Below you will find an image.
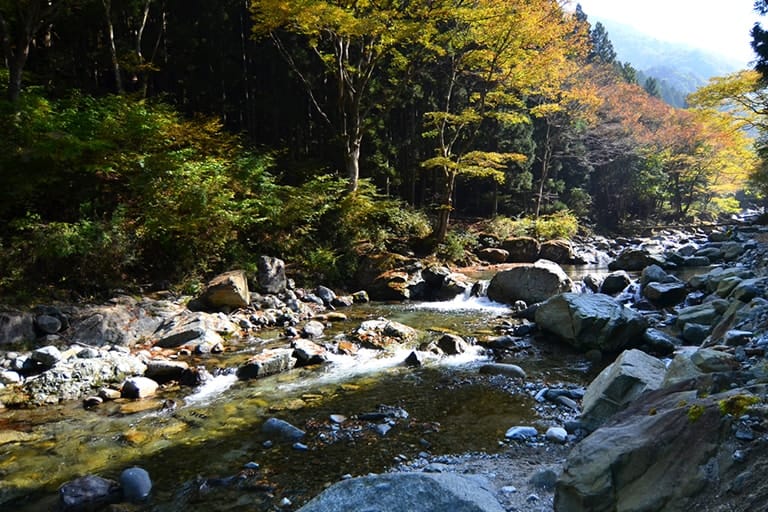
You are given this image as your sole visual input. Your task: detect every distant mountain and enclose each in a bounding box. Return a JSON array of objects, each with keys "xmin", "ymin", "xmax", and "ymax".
[{"xmin": 592, "ymin": 18, "xmax": 744, "ymax": 107}]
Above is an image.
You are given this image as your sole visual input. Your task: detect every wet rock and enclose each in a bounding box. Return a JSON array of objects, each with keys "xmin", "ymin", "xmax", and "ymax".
[
  {"xmin": 262, "ymin": 417, "xmax": 305, "ymax": 441},
  {"xmin": 642, "ymin": 281, "xmax": 688, "ymax": 308},
  {"xmin": 31, "ymin": 345, "xmax": 63, "ymax": 368},
  {"xmin": 608, "ymin": 248, "xmax": 664, "ymax": 271},
  {"xmin": 599, "ymin": 271, "xmax": 631, "ymax": 295},
  {"xmin": 258, "ymin": 255, "xmax": 287, "ymax": 294},
  {"xmin": 582, "ymin": 274, "xmax": 601, "ymax": 293},
  {"xmin": 682, "ymin": 322, "xmax": 711, "ymax": 344},
  {"xmin": 351, "ymin": 290, "xmax": 370, "ymax": 303},
  {"xmin": 237, "ymin": 348, "xmax": 296, "ymax": 380},
  {"xmin": 641, "ymin": 328, "xmax": 678, "ymax": 356},
  {"xmin": 478, "ymin": 363, "xmax": 526, "ymax": 379},
  {"xmin": 352, "ymin": 318, "xmax": 417, "ymax": 349},
  {"xmin": 59, "ymin": 474, "xmax": 121, "ymax": 511},
  {"xmin": 121, "ymin": 466, "xmax": 152, "ymax": 502},
  {"xmin": 404, "ymin": 351, "xmax": 424, "ymax": 367},
  {"xmin": 302, "ymin": 320, "xmax": 325, "ymax": 339},
  {"xmin": 154, "ymin": 312, "xmax": 233, "ymax": 353},
  {"xmin": 436, "ymin": 333, "xmax": 469, "ymax": 355},
  {"xmin": 539, "ymin": 239, "xmax": 574, "ymax": 264},
  {"xmin": 581, "ymin": 349, "xmax": 666, "ymax": 431},
  {"xmin": 332, "ymin": 295, "xmax": 354, "ymax": 308},
  {"xmin": 487, "ymin": 260, "xmax": 573, "ymax": 305},
  {"xmin": 292, "ymin": 338, "xmax": 327, "ymax": 366},
  {"xmin": 535, "ymin": 293, "xmax": 647, "ymax": 353},
  {"xmin": 639, "ymin": 264, "xmax": 677, "ymax": 287},
  {"xmin": 144, "ymin": 359, "xmax": 189, "ymax": 383},
  {"xmin": 298, "ymin": 472, "xmax": 505, "ymax": 512},
  {"xmin": 502, "ymin": 237, "xmax": 541, "ymax": 263},
  {"xmin": 505, "ymin": 426, "xmax": 538, "ymax": 440},
  {"xmin": 201, "ymin": 269, "xmax": 250, "ymax": 310},
  {"xmin": 121, "ymin": 376, "xmax": 159, "ymax": 399},
  {"xmin": 315, "ymin": 285, "xmax": 336, "ymax": 306}
]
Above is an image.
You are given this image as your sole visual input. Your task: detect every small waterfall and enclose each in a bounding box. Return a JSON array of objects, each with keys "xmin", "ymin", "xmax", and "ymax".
[
  {"xmin": 411, "ymin": 279, "xmax": 510, "ymax": 313},
  {"xmin": 183, "ymin": 371, "xmax": 239, "ymax": 406}
]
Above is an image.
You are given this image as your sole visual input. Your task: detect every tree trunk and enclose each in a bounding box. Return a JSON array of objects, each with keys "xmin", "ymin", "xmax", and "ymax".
[
  {"xmin": 7, "ymin": 56, "xmax": 25, "ymax": 103},
  {"xmin": 102, "ymin": 0, "xmax": 123, "ymax": 93},
  {"xmin": 345, "ymin": 140, "xmax": 360, "ymax": 193},
  {"xmin": 434, "ymin": 169, "xmax": 456, "ymax": 243},
  {"xmin": 535, "ymin": 122, "xmax": 553, "ymax": 218}
]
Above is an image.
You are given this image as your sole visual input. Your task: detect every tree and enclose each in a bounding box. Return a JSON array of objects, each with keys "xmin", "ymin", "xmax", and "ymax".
[
  {"xmin": 421, "ymin": 0, "xmax": 585, "ymax": 241},
  {"xmin": 250, "ymin": 0, "xmax": 431, "ymax": 193},
  {"xmin": 0, "ymin": 0, "xmax": 73, "ymax": 102}
]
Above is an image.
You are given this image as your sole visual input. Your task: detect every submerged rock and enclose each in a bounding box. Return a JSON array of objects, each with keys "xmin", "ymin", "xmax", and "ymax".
[
  {"xmin": 262, "ymin": 417, "xmax": 305, "ymax": 442},
  {"xmin": 121, "ymin": 466, "xmax": 152, "ymax": 502},
  {"xmin": 59, "ymin": 474, "xmax": 121, "ymax": 511}
]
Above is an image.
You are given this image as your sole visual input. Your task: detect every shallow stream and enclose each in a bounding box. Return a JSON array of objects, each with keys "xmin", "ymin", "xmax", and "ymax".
[{"xmin": 1, "ymin": 279, "xmax": 606, "ymax": 511}]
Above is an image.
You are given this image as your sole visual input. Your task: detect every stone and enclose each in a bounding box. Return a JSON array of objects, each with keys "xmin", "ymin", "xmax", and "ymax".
[
  {"xmin": 201, "ymin": 270, "xmax": 250, "ymax": 309},
  {"xmin": 258, "ymin": 255, "xmax": 287, "ymax": 294},
  {"xmin": 262, "ymin": 417, "xmax": 305, "ymax": 441},
  {"xmin": 682, "ymin": 323, "xmax": 711, "ymax": 344},
  {"xmin": 580, "ymin": 349, "xmax": 666, "ymax": 431},
  {"xmin": 555, "ymin": 387, "xmax": 753, "ymax": 512},
  {"xmin": 292, "ymin": 338, "xmax": 327, "ymax": 366},
  {"xmin": 675, "ymin": 302, "xmax": 727, "ymax": 329},
  {"xmin": 404, "ymin": 351, "xmax": 423, "ymax": 367},
  {"xmin": 608, "ymin": 248, "xmax": 663, "ymax": 271},
  {"xmin": 0, "ymin": 370, "xmax": 22, "ymax": 385},
  {"xmin": 501, "ymin": 236, "xmax": 541, "ymax": 263},
  {"xmin": 724, "ymin": 330, "xmax": 752, "ymax": 346},
  {"xmin": 120, "ymin": 466, "xmax": 152, "ymax": 502},
  {"xmin": 0, "ymin": 308, "xmax": 36, "ymax": 345},
  {"xmin": 352, "ymin": 318, "xmax": 417, "ymax": 349},
  {"xmin": 298, "ymin": 472, "xmax": 505, "ymax": 512},
  {"xmin": 351, "ymin": 290, "xmax": 370, "ymax": 303},
  {"xmin": 639, "ymin": 264, "xmax": 676, "ymax": 287},
  {"xmin": 545, "ymin": 427, "xmax": 568, "ymax": 444},
  {"xmin": 716, "ymin": 276, "xmax": 743, "ymax": 298},
  {"xmin": 535, "ymin": 293, "xmax": 647, "ymax": 353},
  {"xmin": 31, "ymin": 345, "xmax": 63, "ymax": 367},
  {"xmin": 478, "ymin": 363, "xmax": 527, "ymax": 379},
  {"xmin": 505, "ymin": 426, "xmax": 538, "ymax": 440},
  {"xmin": 539, "ymin": 239, "xmax": 574, "ymax": 264},
  {"xmin": 315, "ymin": 285, "xmax": 337, "ymax": 305},
  {"xmin": 642, "ymin": 281, "xmax": 688, "ymax": 308},
  {"xmin": 35, "ymin": 314, "xmax": 62, "ymax": 334},
  {"xmin": 121, "ymin": 376, "xmax": 159, "ymax": 399},
  {"xmin": 153, "ymin": 312, "xmax": 232, "ymax": 353},
  {"xmin": 477, "ymin": 247, "xmax": 509, "ymax": 263},
  {"xmin": 641, "ymin": 328, "xmax": 678, "ymax": 356},
  {"xmin": 599, "ymin": 271, "xmax": 631, "ymax": 295},
  {"xmin": 237, "ymin": 348, "xmax": 296, "ymax": 380},
  {"xmin": 302, "ymin": 320, "xmax": 326, "ymax": 339},
  {"xmin": 144, "ymin": 359, "xmax": 189, "ymax": 383},
  {"xmin": 436, "ymin": 333, "xmax": 469, "ymax": 355},
  {"xmin": 59, "ymin": 475, "xmax": 121, "ymax": 511},
  {"xmin": 487, "ymin": 260, "xmax": 573, "ymax": 305}
]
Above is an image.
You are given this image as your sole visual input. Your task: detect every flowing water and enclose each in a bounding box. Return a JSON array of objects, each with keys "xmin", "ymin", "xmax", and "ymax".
[{"xmin": 0, "ymin": 280, "xmax": 604, "ymax": 511}]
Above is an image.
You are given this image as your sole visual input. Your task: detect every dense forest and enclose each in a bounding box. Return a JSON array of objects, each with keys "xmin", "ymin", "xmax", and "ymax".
[{"xmin": 0, "ymin": 0, "xmax": 765, "ymax": 296}]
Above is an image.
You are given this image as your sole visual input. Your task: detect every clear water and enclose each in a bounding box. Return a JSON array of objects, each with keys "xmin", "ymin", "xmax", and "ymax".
[{"xmin": 0, "ymin": 291, "xmax": 593, "ymax": 511}]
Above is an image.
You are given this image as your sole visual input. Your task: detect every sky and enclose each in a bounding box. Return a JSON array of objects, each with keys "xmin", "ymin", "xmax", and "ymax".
[{"xmin": 573, "ymin": 0, "xmax": 763, "ymax": 68}]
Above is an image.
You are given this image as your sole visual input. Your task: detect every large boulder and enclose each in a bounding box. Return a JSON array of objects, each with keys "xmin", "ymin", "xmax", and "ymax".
[
  {"xmin": 0, "ymin": 308, "xmax": 36, "ymax": 345},
  {"xmin": 351, "ymin": 318, "xmax": 417, "ymax": 350},
  {"xmin": 237, "ymin": 348, "xmax": 296, "ymax": 380},
  {"xmin": 642, "ymin": 281, "xmax": 688, "ymax": 308},
  {"xmin": 257, "ymin": 255, "xmax": 287, "ymax": 294},
  {"xmin": 67, "ymin": 297, "xmax": 174, "ymax": 347},
  {"xmin": 608, "ymin": 248, "xmax": 664, "ymax": 271},
  {"xmin": 487, "ymin": 260, "xmax": 573, "ymax": 305},
  {"xmin": 153, "ymin": 312, "xmax": 235, "ymax": 353},
  {"xmin": 535, "ymin": 293, "xmax": 647, "ymax": 352},
  {"xmin": 501, "ymin": 237, "xmax": 541, "ymax": 263},
  {"xmin": 201, "ymin": 270, "xmax": 250, "ymax": 309},
  {"xmin": 539, "ymin": 239, "xmax": 574, "ymax": 264},
  {"xmin": 298, "ymin": 472, "xmax": 505, "ymax": 512},
  {"xmin": 580, "ymin": 349, "xmax": 667, "ymax": 431},
  {"xmin": 599, "ymin": 271, "xmax": 631, "ymax": 296},
  {"xmin": 662, "ymin": 347, "xmax": 740, "ymax": 387},
  {"xmin": 555, "ymin": 385, "xmax": 757, "ymax": 512}
]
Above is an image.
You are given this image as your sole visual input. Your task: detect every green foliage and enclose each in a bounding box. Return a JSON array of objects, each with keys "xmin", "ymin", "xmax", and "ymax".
[
  {"xmin": 437, "ymin": 230, "xmax": 478, "ymax": 264},
  {"xmin": 718, "ymin": 394, "xmax": 760, "ymax": 417},
  {"xmin": 480, "ymin": 211, "xmax": 578, "ymax": 241}
]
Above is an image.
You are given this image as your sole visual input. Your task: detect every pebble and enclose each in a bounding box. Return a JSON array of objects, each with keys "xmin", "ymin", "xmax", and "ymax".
[
  {"xmin": 545, "ymin": 427, "xmax": 568, "ymax": 444},
  {"xmin": 292, "ymin": 442, "xmax": 309, "ymax": 451},
  {"xmin": 505, "ymin": 426, "xmax": 538, "ymax": 440}
]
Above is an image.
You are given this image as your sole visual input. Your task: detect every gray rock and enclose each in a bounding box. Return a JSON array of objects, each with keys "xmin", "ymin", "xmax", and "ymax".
[
  {"xmin": 530, "ymin": 468, "xmax": 559, "ymax": 490},
  {"xmin": 535, "ymin": 293, "xmax": 647, "ymax": 353},
  {"xmin": 237, "ymin": 348, "xmax": 296, "ymax": 380},
  {"xmin": 201, "ymin": 270, "xmax": 250, "ymax": 309},
  {"xmin": 501, "ymin": 236, "xmax": 541, "ymax": 263},
  {"xmin": 608, "ymin": 248, "xmax": 663, "ymax": 271},
  {"xmin": 545, "ymin": 427, "xmax": 568, "ymax": 444},
  {"xmin": 0, "ymin": 370, "xmax": 22, "ymax": 385},
  {"xmin": 298, "ymin": 472, "xmax": 505, "ymax": 512},
  {"xmin": 120, "ymin": 466, "xmax": 152, "ymax": 502},
  {"xmin": 262, "ymin": 417, "xmax": 305, "ymax": 441},
  {"xmin": 555, "ymin": 387, "xmax": 751, "ymax": 512},
  {"xmin": 599, "ymin": 271, "xmax": 631, "ymax": 295},
  {"xmin": 35, "ymin": 314, "xmax": 62, "ymax": 334},
  {"xmin": 0, "ymin": 309, "xmax": 36, "ymax": 345},
  {"xmin": 478, "ymin": 363, "xmax": 527, "ymax": 379},
  {"xmin": 258, "ymin": 255, "xmax": 287, "ymax": 294},
  {"xmin": 641, "ymin": 328, "xmax": 678, "ymax": 356},
  {"xmin": 154, "ymin": 312, "xmax": 232, "ymax": 352},
  {"xmin": 302, "ymin": 320, "xmax": 325, "ymax": 339},
  {"xmin": 144, "ymin": 359, "xmax": 189, "ymax": 382},
  {"xmin": 724, "ymin": 330, "xmax": 752, "ymax": 346},
  {"xmin": 477, "ymin": 247, "xmax": 509, "ymax": 263},
  {"xmin": 642, "ymin": 281, "xmax": 688, "ymax": 308},
  {"xmin": 662, "ymin": 348, "xmax": 739, "ymax": 387},
  {"xmin": 539, "ymin": 239, "xmax": 574, "ymax": 264},
  {"xmin": 352, "ymin": 318, "xmax": 417, "ymax": 349},
  {"xmin": 716, "ymin": 276, "xmax": 743, "ymax": 298},
  {"xmin": 121, "ymin": 376, "xmax": 159, "ymax": 399},
  {"xmin": 315, "ymin": 285, "xmax": 337, "ymax": 305},
  {"xmin": 436, "ymin": 333, "xmax": 469, "ymax": 355},
  {"xmin": 292, "ymin": 338, "xmax": 327, "ymax": 366},
  {"xmin": 351, "ymin": 290, "xmax": 370, "ymax": 303},
  {"xmin": 505, "ymin": 426, "xmax": 538, "ymax": 440},
  {"xmin": 581, "ymin": 349, "xmax": 666, "ymax": 431},
  {"xmin": 682, "ymin": 322, "xmax": 711, "ymax": 344},
  {"xmin": 32, "ymin": 345, "xmax": 63, "ymax": 367},
  {"xmin": 487, "ymin": 260, "xmax": 573, "ymax": 305},
  {"xmin": 59, "ymin": 474, "xmax": 121, "ymax": 511}
]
